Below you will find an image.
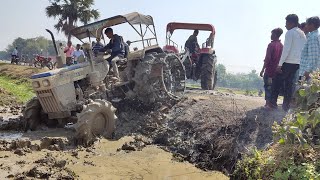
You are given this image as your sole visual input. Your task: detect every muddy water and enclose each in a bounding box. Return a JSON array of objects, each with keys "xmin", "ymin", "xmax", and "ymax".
[
  {"xmin": 0, "ymin": 135, "xmax": 228, "ymax": 179},
  {"xmin": 67, "ymin": 137, "xmax": 228, "ymax": 179}
]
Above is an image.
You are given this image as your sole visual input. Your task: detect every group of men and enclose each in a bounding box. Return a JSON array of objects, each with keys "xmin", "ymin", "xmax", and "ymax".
[
  {"xmin": 59, "ymin": 28, "xmax": 125, "ymax": 82},
  {"xmin": 260, "ymin": 14, "xmax": 320, "ymax": 111},
  {"xmin": 59, "ymin": 42, "xmax": 85, "ymax": 66}
]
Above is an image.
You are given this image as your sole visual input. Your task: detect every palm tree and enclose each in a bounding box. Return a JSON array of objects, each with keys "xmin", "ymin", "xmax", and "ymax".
[{"xmin": 45, "ymin": 0, "xmax": 100, "ymax": 41}]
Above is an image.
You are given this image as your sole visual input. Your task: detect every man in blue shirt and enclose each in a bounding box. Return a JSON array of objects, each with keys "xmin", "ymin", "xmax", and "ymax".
[
  {"xmin": 299, "ymin": 16, "xmax": 320, "ymax": 80},
  {"xmin": 100, "ymin": 28, "xmax": 125, "ymax": 81},
  {"xmin": 92, "ymin": 38, "xmax": 104, "ymax": 57}
]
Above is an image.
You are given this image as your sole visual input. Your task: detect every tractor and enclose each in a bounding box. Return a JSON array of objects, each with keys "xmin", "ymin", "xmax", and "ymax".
[
  {"xmin": 23, "ymin": 12, "xmax": 186, "ymax": 145},
  {"xmin": 163, "ymin": 22, "xmax": 217, "ymax": 90}
]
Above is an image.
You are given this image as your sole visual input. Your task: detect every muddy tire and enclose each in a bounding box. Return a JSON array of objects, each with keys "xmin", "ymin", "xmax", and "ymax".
[
  {"xmin": 23, "ymin": 97, "xmax": 42, "ymax": 131},
  {"xmin": 163, "ymin": 53, "xmax": 186, "ymax": 98},
  {"xmin": 200, "ymin": 55, "xmax": 216, "ymax": 90},
  {"xmin": 74, "ymin": 99, "xmax": 117, "ymax": 146},
  {"xmin": 213, "ymin": 70, "xmax": 218, "ymax": 90},
  {"xmin": 183, "ymin": 56, "xmax": 193, "ymax": 79},
  {"xmin": 132, "ymin": 53, "xmax": 185, "ymax": 104}
]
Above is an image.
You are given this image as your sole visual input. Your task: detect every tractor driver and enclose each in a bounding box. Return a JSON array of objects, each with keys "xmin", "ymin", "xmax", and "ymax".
[
  {"xmin": 185, "ymin": 30, "xmax": 200, "ymax": 53},
  {"xmin": 100, "ymin": 28, "xmax": 125, "ymax": 81}
]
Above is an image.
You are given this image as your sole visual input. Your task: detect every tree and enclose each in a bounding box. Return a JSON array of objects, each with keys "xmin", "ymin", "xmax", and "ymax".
[
  {"xmin": 0, "ymin": 51, "xmax": 9, "ymax": 60},
  {"xmin": 45, "ymin": 0, "xmax": 100, "ymax": 41},
  {"xmin": 3, "ymin": 37, "xmax": 65, "ymax": 60}
]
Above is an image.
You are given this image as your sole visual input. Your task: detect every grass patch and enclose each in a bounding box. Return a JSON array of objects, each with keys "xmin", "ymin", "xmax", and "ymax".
[{"xmin": 0, "ymin": 75, "xmax": 34, "ymax": 104}]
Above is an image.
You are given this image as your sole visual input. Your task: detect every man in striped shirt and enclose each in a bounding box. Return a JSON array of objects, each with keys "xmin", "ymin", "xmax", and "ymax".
[{"xmin": 299, "ymin": 16, "xmax": 320, "ymax": 80}]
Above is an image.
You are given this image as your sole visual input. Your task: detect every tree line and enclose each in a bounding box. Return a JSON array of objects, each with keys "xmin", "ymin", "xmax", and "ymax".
[
  {"xmin": 216, "ymin": 64, "xmax": 263, "ymax": 91},
  {"xmin": 0, "ymin": 37, "xmax": 63, "ymax": 60}
]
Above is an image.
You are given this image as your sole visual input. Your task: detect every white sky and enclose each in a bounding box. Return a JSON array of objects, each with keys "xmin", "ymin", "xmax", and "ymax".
[{"xmin": 0, "ymin": 0, "xmax": 319, "ymax": 73}]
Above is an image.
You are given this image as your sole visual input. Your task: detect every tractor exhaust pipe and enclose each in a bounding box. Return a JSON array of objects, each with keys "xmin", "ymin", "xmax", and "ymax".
[{"xmin": 46, "ymin": 29, "xmax": 63, "ymax": 68}]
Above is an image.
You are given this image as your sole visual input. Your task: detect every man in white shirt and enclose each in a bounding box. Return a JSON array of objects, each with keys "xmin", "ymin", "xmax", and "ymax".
[
  {"xmin": 11, "ymin": 47, "xmax": 18, "ymax": 58},
  {"xmin": 11, "ymin": 47, "xmax": 19, "ymax": 64},
  {"xmin": 271, "ymin": 14, "xmax": 307, "ymax": 111},
  {"xmin": 72, "ymin": 44, "xmax": 85, "ymax": 64},
  {"xmin": 58, "ymin": 43, "xmax": 66, "ymax": 66}
]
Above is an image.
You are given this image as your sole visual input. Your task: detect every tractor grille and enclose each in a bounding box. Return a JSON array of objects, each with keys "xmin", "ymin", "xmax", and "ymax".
[{"xmin": 36, "ymin": 90, "xmax": 61, "ymax": 113}]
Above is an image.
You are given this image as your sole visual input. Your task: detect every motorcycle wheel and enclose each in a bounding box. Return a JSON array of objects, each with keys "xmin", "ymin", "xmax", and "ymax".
[{"xmin": 47, "ymin": 62, "xmax": 53, "ymax": 70}]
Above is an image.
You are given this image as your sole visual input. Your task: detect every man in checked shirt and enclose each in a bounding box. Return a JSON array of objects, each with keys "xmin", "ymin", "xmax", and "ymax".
[{"xmin": 299, "ymin": 16, "xmax": 320, "ymax": 80}]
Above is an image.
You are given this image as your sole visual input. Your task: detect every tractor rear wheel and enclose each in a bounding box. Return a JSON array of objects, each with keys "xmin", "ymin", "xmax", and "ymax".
[
  {"xmin": 183, "ymin": 56, "xmax": 193, "ymax": 79},
  {"xmin": 163, "ymin": 53, "xmax": 186, "ymax": 98},
  {"xmin": 132, "ymin": 53, "xmax": 186, "ymax": 104},
  {"xmin": 200, "ymin": 54, "xmax": 217, "ymax": 90},
  {"xmin": 74, "ymin": 99, "xmax": 117, "ymax": 146}
]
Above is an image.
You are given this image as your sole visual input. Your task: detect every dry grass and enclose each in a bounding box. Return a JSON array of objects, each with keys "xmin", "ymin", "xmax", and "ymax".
[{"xmin": 0, "ymin": 63, "xmax": 45, "ymax": 79}]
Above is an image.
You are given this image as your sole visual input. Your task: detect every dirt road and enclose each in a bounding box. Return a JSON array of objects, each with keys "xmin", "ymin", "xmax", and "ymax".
[{"xmin": 0, "ymin": 89, "xmax": 286, "ymax": 179}]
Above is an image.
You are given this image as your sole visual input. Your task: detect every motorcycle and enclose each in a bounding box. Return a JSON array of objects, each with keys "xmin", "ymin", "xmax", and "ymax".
[
  {"xmin": 33, "ymin": 54, "xmax": 54, "ymax": 70},
  {"xmin": 11, "ymin": 55, "xmax": 20, "ymax": 65}
]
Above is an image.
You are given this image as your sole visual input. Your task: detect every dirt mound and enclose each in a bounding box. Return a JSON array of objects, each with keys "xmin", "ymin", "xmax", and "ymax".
[
  {"xmin": 0, "ymin": 63, "xmax": 45, "ymax": 79},
  {"xmin": 151, "ymin": 94, "xmax": 285, "ymax": 174},
  {"xmin": 112, "ymin": 91, "xmax": 285, "ymax": 175}
]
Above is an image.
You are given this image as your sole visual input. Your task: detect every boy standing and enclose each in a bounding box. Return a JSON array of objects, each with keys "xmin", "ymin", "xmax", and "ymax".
[{"xmin": 260, "ymin": 28, "xmax": 284, "ymax": 109}]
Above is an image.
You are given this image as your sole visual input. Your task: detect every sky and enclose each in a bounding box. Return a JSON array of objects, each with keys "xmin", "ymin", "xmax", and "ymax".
[{"xmin": 0, "ymin": 0, "xmax": 320, "ymax": 73}]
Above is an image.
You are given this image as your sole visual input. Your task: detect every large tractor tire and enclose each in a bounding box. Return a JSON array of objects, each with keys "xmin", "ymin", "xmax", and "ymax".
[
  {"xmin": 163, "ymin": 53, "xmax": 186, "ymax": 98},
  {"xmin": 183, "ymin": 56, "xmax": 193, "ymax": 79},
  {"xmin": 132, "ymin": 53, "xmax": 186, "ymax": 104},
  {"xmin": 74, "ymin": 99, "xmax": 117, "ymax": 146},
  {"xmin": 200, "ymin": 54, "xmax": 217, "ymax": 90},
  {"xmin": 23, "ymin": 97, "xmax": 55, "ymax": 131},
  {"xmin": 23, "ymin": 97, "xmax": 42, "ymax": 131}
]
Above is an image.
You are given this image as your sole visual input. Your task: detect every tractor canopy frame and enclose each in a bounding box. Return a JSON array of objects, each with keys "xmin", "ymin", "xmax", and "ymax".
[
  {"xmin": 70, "ymin": 12, "xmax": 159, "ymax": 49},
  {"xmin": 165, "ymin": 22, "xmax": 216, "ymax": 48}
]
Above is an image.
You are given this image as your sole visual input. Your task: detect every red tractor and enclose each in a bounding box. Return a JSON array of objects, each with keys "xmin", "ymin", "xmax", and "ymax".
[{"xmin": 164, "ymin": 22, "xmax": 217, "ymax": 90}]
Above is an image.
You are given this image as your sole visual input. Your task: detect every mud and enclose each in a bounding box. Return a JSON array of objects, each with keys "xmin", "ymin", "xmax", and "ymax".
[
  {"xmin": 0, "ymin": 88, "xmax": 20, "ymax": 107},
  {"xmin": 153, "ymin": 91, "xmax": 285, "ymax": 174},
  {"xmin": 0, "ymin": 89, "xmax": 286, "ymax": 178},
  {"xmin": 113, "ymin": 90, "xmax": 286, "ymax": 175}
]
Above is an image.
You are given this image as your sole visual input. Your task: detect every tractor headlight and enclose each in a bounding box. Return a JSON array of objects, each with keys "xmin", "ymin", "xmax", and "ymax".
[
  {"xmin": 32, "ymin": 81, "xmax": 40, "ymax": 88},
  {"xmin": 42, "ymin": 79, "xmax": 50, "ymax": 87}
]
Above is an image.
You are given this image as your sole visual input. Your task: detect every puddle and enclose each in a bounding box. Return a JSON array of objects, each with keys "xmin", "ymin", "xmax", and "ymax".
[{"xmin": 0, "ymin": 131, "xmax": 23, "ymax": 140}]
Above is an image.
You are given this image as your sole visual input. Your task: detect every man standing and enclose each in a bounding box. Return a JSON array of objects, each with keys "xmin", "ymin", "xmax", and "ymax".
[
  {"xmin": 72, "ymin": 44, "xmax": 86, "ymax": 63},
  {"xmin": 64, "ymin": 41, "xmax": 75, "ymax": 66},
  {"xmin": 92, "ymin": 38, "xmax": 104, "ymax": 57},
  {"xmin": 271, "ymin": 14, "xmax": 307, "ymax": 111},
  {"xmin": 58, "ymin": 43, "xmax": 66, "ymax": 66},
  {"xmin": 260, "ymin": 28, "xmax": 283, "ymax": 109},
  {"xmin": 100, "ymin": 28, "xmax": 125, "ymax": 81},
  {"xmin": 11, "ymin": 47, "xmax": 18, "ymax": 63},
  {"xmin": 299, "ymin": 16, "xmax": 320, "ymax": 80},
  {"xmin": 299, "ymin": 22, "xmax": 309, "ymax": 35},
  {"xmin": 185, "ymin": 30, "xmax": 200, "ymax": 53}
]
